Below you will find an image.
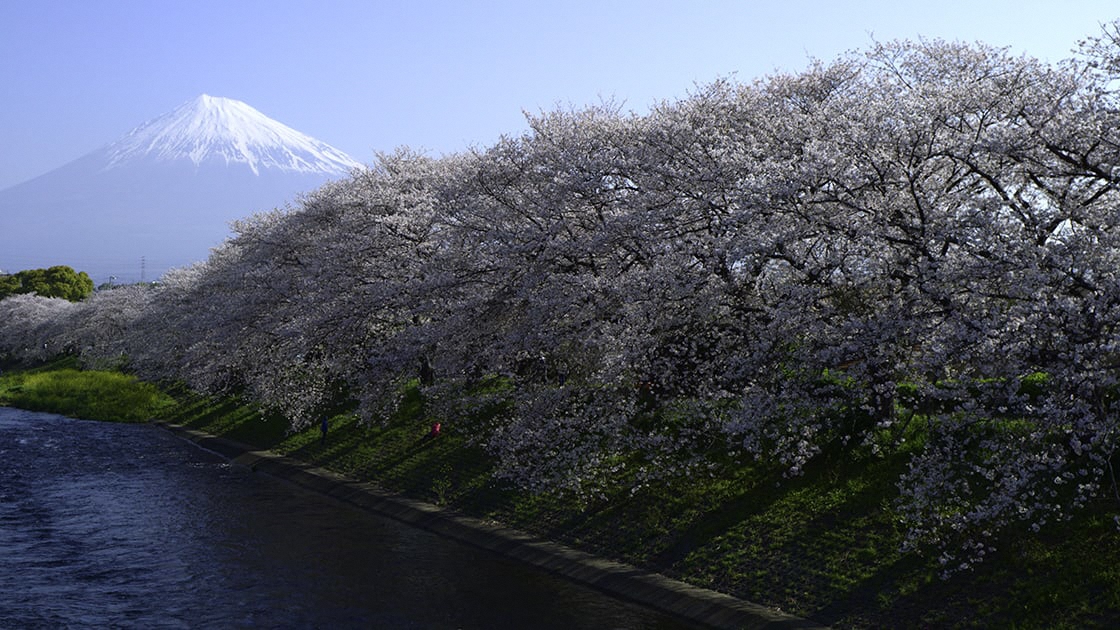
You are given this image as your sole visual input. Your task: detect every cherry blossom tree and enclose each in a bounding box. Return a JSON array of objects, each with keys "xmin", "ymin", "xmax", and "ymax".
[
  {"xmin": 7, "ymin": 23, "xmax": 1120, "ymax": 572},
  {"xmin": 0, "ymin": 293, "xmax": 79, "ymax": 362}
]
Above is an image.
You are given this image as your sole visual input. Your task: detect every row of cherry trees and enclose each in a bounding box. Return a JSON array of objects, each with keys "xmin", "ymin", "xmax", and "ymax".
[{"xmin": 5, "ymin": 27, "xmax": 1120, "ymax": 571}]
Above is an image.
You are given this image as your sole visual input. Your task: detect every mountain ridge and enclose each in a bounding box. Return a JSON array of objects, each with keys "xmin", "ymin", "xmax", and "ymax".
[
  {"xmin": 102, "ymin": 94, "xmax": 361, "ymax": 176},
  {"xmin": 0, "ymin": 94, "xmax": 362, "ymax": 282}
]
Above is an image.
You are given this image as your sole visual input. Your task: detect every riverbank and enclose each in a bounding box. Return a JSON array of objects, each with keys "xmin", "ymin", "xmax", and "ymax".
[
  {"xmin": 171, "ymin": 392, "xmax": 1120, "ymax": 629},
  {"xmin": 155, "ymin": 420, "xmax": 819, "ymax": 630},
  {"xmin": 0, "ymin": 359, "xmax": 173, "ymax": 422},
  {"xmin": 3, "ymin": 362, "xmax": 1119, "ymax": 628}
]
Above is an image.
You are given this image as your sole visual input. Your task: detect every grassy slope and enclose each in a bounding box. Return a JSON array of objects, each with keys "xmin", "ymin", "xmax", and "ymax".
[
  {"xmin": 0, "ymin": 358, "xmax": 175, "ymax": 422},
  {"xmin": 3, "ymin": 362, "xmax": 1118, "ymax": 628}
]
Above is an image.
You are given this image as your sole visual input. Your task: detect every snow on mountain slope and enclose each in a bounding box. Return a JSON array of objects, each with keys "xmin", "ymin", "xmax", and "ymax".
[
  {"xmin": 0, "ymin": 94, "xmax": 365, "ymax": 282},
  {"xmin": 105, "ymin": 94, "xmax": 362, "ymax": 176}
]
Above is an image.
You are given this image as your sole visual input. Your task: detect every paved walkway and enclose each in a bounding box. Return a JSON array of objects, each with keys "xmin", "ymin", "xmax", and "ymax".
[{"xmin": 155, "ymin": 421, "xmax": 829, "ymax": 630}]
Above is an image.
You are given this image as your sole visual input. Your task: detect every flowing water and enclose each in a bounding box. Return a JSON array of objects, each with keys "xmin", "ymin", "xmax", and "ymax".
[{"xmin": 0, "ymin": 407, "xmax": 697, "ymax": 629}]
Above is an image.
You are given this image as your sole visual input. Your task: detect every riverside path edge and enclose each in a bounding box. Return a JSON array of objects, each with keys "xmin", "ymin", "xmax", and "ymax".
[{"xmin": 153, "ymin": 420, "xmax": 828, "ymax": 630}]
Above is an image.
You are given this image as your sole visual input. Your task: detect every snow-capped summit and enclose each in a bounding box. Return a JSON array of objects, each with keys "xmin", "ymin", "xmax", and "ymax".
[
  {"xmin": 105, "ymin": 94, "xmax": 361, "ymax": 176},
  {"xmin": 0, "ymin": 94, "xmax": 365, "ymax": 282}
]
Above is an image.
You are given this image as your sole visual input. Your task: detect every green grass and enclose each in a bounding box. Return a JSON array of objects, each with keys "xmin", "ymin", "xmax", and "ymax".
[
  {"xmin": 164, "ymin": 381, "xmax": 502, "ymax": 508},
  {"xmin": 5, "ymin": 362, "xmax": 1120, "ymax": 628},
  {"xmin": 0, "ymin": 362, "xmax": 175, "ymax": 422}
]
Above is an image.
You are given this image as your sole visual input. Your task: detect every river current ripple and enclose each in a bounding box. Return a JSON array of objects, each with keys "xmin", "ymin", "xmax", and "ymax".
[{"xmin": 0, "ymin": 407, "xmax": 694, "ymax": 629}]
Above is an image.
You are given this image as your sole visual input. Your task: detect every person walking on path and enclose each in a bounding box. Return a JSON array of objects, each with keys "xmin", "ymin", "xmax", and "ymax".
[{"xmin": 320, "ymin": 416, "xmax": 329, "ymax": 445}]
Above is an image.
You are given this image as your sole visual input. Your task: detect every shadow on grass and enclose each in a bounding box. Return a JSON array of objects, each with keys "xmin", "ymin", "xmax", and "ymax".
[
  {"xmin": 151, "ymin": 381, "xmax": 1120, "ymax": 628},
  {"xmin": 599, "ymin": 448, "xmax": 921, "ymax": 625}
]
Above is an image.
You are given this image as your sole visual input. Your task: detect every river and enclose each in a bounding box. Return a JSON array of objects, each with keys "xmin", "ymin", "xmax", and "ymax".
[{"xmin": 0, "ymin": 407, "xmax": 698, "ymax": 629}]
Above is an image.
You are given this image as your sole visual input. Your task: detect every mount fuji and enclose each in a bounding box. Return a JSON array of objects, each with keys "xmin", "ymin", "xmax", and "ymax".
[{"xmin": 0, "ymin": 95, "xmax": 362, "ymax": 283}]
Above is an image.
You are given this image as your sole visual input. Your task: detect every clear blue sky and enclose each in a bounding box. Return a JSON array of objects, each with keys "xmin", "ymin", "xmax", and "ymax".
[{"xmin": 1, "ymin": 0, "xmax": 1117, "ymax": 190}]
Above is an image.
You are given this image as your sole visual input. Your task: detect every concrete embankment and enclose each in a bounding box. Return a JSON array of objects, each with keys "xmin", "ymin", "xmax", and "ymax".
[{"xmin": 154, "ymin": 421, "xmax": 828, "ymax": 630}]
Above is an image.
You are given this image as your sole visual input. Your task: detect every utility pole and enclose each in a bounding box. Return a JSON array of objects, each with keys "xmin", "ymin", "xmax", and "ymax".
[{"xmin": 140, "ymin": 256, "xmax": 146, "ymax": 283}]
